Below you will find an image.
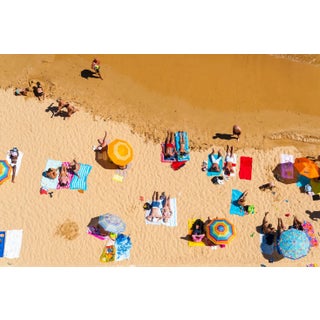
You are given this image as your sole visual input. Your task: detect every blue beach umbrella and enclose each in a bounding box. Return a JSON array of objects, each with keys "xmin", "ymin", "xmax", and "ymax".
[
  {"xmin": 278, "ymin": 228, "xmax": 310, "ymax": 260},
  {"xmin": 98, "ymin": 213, "xmax": 126, "ymax": 234}
]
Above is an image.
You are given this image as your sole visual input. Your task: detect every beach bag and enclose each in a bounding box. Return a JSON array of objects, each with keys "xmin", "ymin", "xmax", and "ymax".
[
  {"xmin": 143, "ymin": 202, "xmax": 151, "ymax": 210},
  {"xmin": 247, "ymin": 205, "xmax": 255, "ymax": 214},
  {"xmin": 211, "ymin": 176, "xmax": 224, "ymax": 185}
]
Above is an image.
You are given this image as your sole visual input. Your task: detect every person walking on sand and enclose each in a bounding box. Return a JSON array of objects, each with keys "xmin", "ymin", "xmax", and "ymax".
[
  {"xmin": 91, "ymin": 58, "xmax": 103, "ymax": 80},
  {"xmin": 232, "ymin": 125, "xmax": 241, "ymax": 141}
]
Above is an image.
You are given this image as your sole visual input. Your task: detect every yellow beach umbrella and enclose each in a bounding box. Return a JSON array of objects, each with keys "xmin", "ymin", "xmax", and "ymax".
[{"xmin": 107, "ymin": 139, "xmax": 133, "ymax": 166}]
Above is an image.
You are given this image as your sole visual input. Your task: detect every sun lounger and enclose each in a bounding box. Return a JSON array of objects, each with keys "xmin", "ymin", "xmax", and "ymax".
[{"xmin": 174, "ymin": 131, "xmax": 190, "ymax": 162}]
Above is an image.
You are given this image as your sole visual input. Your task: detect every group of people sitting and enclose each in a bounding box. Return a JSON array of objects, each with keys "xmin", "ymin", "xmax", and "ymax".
[
  {"xmin": 145, "ymin": 191, "xmax": 173, "ymax": 223},
  {"xmin": 46, "ymin": 160, "xmax": 80, "ymax": 187},
  {"xmin": 164, "ymin": 131, "xmax": 189, "ymax": 160},
  {"xmin": 262, "ymin": 212, "xmax": 304, "ymax": 245},
  {"xmin": 14, "ymin": 81, "xmax": 45, "ymax": 100},
  {"xmin": 54, "ymin": 98, "xmax": 79, "ymax": 118}
]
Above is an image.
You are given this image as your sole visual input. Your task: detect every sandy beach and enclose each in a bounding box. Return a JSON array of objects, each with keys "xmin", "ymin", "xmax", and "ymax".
[{"xmin": 1, "ymin": 54, "xmax": 320, "ymax": 267}]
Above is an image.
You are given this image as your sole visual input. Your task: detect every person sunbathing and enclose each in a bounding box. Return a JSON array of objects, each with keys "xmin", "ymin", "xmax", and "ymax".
[
  {"xmin": 161, "ymin": 195, "xmax": 173, "ymax": 223},
  {"xmin": 14, "ymin": 87, "xmax": 29, "ymax": 96},
  {"xmin": 58, "ymin": 164, "xmax": 70, "ymax": 187},
  {"xmin": 191, "ymin": 219, "xmax": 205, "ymax": 242},
  {"xmin": 164, "ymin": 131, "xmax": 176, "ymax": 159},
  {"xmin": 208, "ymin": 148, "xmax": 222, "ymax": 172},
  {"xmin": 277, "ymin": 218, "xmax": 286, "ymax": 239},
  {"xmin": 68, "ymin": 159, "xmax": 80, "ymax": 178},
  {"xmin": 178, "ymin": 131, "xmax": 189, "ymax": 156},
  {"xmin": 9, "ymin": 147, "xmax": 19, "ymax": 183},
  {"xmin": 46, "ymin": 168, "xmax": 58, "ymax": 179},
  {"xmin": 224, "ymin": 145, "xmax": 235, "ymax": 175},
  {"xmin": 237, "ymin": 190, "xmax": 248, "ymax": 207},
  {"xmin": 146, "ymin": 191, "xmax": 163, "ymax": 222}
]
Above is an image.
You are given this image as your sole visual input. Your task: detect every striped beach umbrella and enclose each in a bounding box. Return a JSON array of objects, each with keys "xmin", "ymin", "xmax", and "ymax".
[
  {"xmin": 205, "ymin": 218, "xmax": 236, "ymax": 245},
  {"xmin": 107, "ymin": 139, "xmax": 133, "ymax": 166},
  {"xmin": 278, "ymin": 228, "xmax": 310, "ymax": 260},
  {"xmin": 98, "ymin": 213, "xmax": 126, "ymax": 234},
  {"xmin": 0, "ymin": 160, "xmax": 12, "ymax": 185}
]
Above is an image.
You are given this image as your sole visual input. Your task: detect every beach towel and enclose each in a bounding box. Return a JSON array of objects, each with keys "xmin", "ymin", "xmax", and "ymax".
[
  {"xmin": 171, "ymin": 161, "xmax": 186, "ymax": 171},
  {"xmin": 6, "ymin": 150, "xmax": 24, "ymax": 177},
  {"xmin": 280, "ymin": 154, "xmax": 294, "ymax": 164},
  {"xmin": 41, "ymin": 159, "xmax": 62, "ymax": 190},
  {"xmin": 296, "ymin": 175, "xmax": 310, "ymax": 188},
  {"xmin": 229, "ymin": 189, "xmax": 245, "ymax": 216},
  {"xmin": 223, "ymin": 154, "xmax": 237, "ymax": 177},
  {"xmin": 188, "ymin": 219, "xmax": 205, "ymax": 247},
  {"xmin": 207, "ymin": 154, "xmax": 223, "ymax": 177},
  {"xmin": 174, "ymin": 131, "xmax": 190, "ymax": 162},
  {"xmin": 144, "ymin": 197, "xmax": 178, "ymax": 227},
  {"xmin": 3, "ymin": 230, "xmax": 23, "ymax": 259},
  {"xmin": 260, "ymin": 234, "xmax": 274, "ymax": 256},
  {"xmin": 115, "ymin": 234, "xmax": 132, "ymax": 261},
  {"xmin": 160, "ymin": 144, "xmax": 176, "ymax": 163},
  {"xmin": 0, "ymin": 231, "xmax": 5, "ymax": 258},
  {"xmin": 239, "ymin": 156, "xmax": 252, "ymax": 180},
  {"xmin": 56, "ymin": 162, "xmax": 74, "ymax": 190},
  {"xmin": 70, "ymin": 163, "xmax": 92, "ymax": 191}
]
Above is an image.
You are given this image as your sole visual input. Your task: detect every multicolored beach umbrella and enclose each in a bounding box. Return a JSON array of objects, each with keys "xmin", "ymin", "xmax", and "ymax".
[
  {"xmin": 294, "ymin": 157, "xmax": 320, "ymax": 179},
  {"xmin": 0, "ymin": 160, "xmax": 12, "ymax": 185},
  {"xmin": 107, "ymin": 139, "xmax": 133, "ymax": 167},
  {"xmin": 205, "ymin": 218, "xmax": 236, "ymax": 245},
  {"xmin": 272, "ymin": 163, "xmax": 298, "ymax": 184},
  {"xmin": 278, "ymin": 228, "xmax": 311, "ymax": 260},
  {"xmin": 98, "ymin": 213, "xmax": 126, "ymax": 234}
]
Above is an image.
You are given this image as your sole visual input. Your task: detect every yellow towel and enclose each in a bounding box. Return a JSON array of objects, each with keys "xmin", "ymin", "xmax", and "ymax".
[{"xmin": 188, "ymin": 219, "xmax": 205, "ymax": 247}]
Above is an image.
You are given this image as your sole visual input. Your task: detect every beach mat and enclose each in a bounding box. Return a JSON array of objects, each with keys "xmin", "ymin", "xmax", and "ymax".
[
  {"xmin": 145, "ymin": 197, "xmax": 178, "ymax": 227},
  {"xmin": 41, "ymin": 159, "xmax": 62, "ymax": 190},
  {"xmin": 174, "ymin": 131, "xmax": 190, "ymax": 162},
  {"xmin": 0, "ymin": 231, "xmax": 5, "ymax": 258},
  {"xmin": 239, "ymin": 156, "xmax": 252, "ymax": 180},
  {"xmin": 6, "ymin": 150, "xmax": 24, "ymax": 177},
  {"xmin": 207, "ymin": 154, "xmax": 223, "ymax": 177},
  {"xmin": 229, "ymin": 189, "xmax": 245, "ymax": 216},
  {"xmin": 160, "ymin": 144, "xmax": 176, "ymax": 163},
  {"xmin": 260, "ymin": 234, "xmax": 274, "ymax": 256},
  {"xmin": 188, "ymin": 219, "xmax": 205, "ymax": 247},
  {"xmin": 70, "ymin": 163, "xmax": 92, "ymax": 191},
  {"xmin": 3, "ymin": 230, "xmax": 23, "ymax": 259}
]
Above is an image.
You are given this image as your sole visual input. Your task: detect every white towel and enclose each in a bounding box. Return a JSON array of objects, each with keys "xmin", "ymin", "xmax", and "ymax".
[
  {"xmin": 6, "ymin": 150, "xmax": 24, "ymax": 177},
  {"xmin": 280, "ymin": 154, "xmax": 294, "ymax": 164},
  {"xmin": 4, "ymin": 230, "xmax": 23, "ymax": 259}
]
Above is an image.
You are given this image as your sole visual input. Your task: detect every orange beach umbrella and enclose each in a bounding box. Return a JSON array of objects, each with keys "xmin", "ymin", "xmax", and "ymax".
[
  {"xmin": 107, "ymin": 139, "xmax": 133, "ymax": 166},
  {"xmin": 294, "ymin": 157, "xmax": 320, "ymax": 179}
]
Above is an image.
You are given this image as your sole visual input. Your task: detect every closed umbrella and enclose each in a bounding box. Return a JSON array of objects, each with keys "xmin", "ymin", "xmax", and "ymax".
[
  {"xmin": 0, "ymin": 160, "xmax": 12, "ymax": 185},
  {"xmin": 107, "ymin": 139, "xmax": 133, "ymax": 167},
  {"xmin": 205, "ymin": 218, "xmax": 236, "ymax": 245}
]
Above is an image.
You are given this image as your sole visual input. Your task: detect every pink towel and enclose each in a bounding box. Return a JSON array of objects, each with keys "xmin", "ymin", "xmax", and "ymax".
[
  {"xmin": 56, "ymin": 162, "xmax": 74, "ymax": 189},
  {"xmin": 239, "ymin": 156, "xmax": 252, "ymax": 180}
]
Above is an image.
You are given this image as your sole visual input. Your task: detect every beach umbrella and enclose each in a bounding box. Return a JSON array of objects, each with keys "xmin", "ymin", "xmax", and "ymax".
[
  {"xmin": 205, "ymin": 218, "xmax": 236, "ymax": 245},
  {"xmin": 98, "ymin": 213, "xmax": 126, "ymax": 234},
  {"xmin": 0, "ymin": 160, "xmax": 12, "ymax": 185},
  {"xmin": 294, "ymin": 157, "xmax": 319, "ymax": 179},
  {"xmin": 107, "ymin": 139, "xmax": 133, "ymax": 166},
  {"xmin": 278, "ymin": 228, "xmax": 310, "ymax": 260},
  {"xmin": 272, "ymin": 162, "xmax": 298, "ymax": 184}
]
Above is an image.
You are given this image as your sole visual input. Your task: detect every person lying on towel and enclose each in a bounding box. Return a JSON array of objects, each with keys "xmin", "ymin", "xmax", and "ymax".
[
  {"xmin": 161, "ymin": 195, "xmax": 173, "ymax": 223},
  {"xmin": 177, "ymin": 131, "xmax": 189, "ymax": 157},
  {"xmin": 208, "ymin": 148, "xmax": 222, "ymax": 172},
  {"xmin": 164, "ymin": 131, "xmax": 177, "ymax": 160},
  {"xmin": 191, "ymin": 219, "xmax": 205, "ymax": 242},
  {"xmin": 146, "ymin": 191, "xmax": 163, "ymax": 222},
  {"xmin": 224, "ymin": 145, "xmax": 235, "ymax": 176}
]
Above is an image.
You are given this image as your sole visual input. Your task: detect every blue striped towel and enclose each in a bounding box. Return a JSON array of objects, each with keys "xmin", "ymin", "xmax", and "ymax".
[
  {"xmin": 175, "ymin": 131, "xmax": 190, "ymax": 162},
  {"xmin": 207, "ymin": 154, "xmax": 223, "ymax": 177},
  {"xmin": 70, "ymin": 163, "xmax": 92, "ymax": 191},
  {"xmin": 0, "ymin": 231, "xmax": 5, "ymax": 258},
  {"xmin": 229, "ymin": 189, "xmax": 245, "ymax": 216},
  {"xmin": 41, "ymin": 159, "xmax": 62, "ymax": 190}
]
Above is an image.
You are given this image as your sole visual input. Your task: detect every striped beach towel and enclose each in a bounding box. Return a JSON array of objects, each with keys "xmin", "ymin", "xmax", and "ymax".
[{"xmin": 70, "ymin": 163, "xmax": 92, "ymax": 191}]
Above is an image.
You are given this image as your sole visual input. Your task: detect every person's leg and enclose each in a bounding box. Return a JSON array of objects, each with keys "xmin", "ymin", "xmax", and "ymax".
[
  {"xmin": 230, "ymin": 146, "xmax": 234, "ymax": 157},
  {"xmin": 98, "ymin": 131, "xmax": 108, "ymax": 145},
  {"xmin": 169, "ymin": 132, "xmax": 174, "ymax": 144},
  {"xmin": 165, "ymin": 131, "xmax": 169, "ymax": 145},
  {"xmin": 11, "ymin": 165, "xmax": 16, "ymax": 183},
  {"xmin": 155, "ymin": 191, "xmax": 159, "ymax": 201},
  {"xmin": 152, "ymin": 191, "xmax": 156, "ymax": 201},
  {"xmin": 226, "ymin": 145, "xmax": 229, "ymax": 156}
]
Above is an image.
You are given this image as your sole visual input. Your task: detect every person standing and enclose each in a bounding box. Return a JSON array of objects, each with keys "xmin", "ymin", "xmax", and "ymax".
[
  {"xmin": 232, "ymin": 125, "xmax": 241, "ymax": 141},
  {"xmin": 91, "ymin": 58, "xmax": 103, "ymax": 80}
]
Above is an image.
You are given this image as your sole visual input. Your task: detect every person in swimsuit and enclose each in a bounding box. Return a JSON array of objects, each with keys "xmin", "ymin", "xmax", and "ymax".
[
  {"xmin": 146, "ymin": 191, "xmax": 163, "ymax": 222},
  {"xmin": 190, "ymin": 219, "xmax": 205, "ymax": 242},
  {"xmin": 36, "ymin": 82, "xmax": 45, "ymax": 100},
  {"xmin": 232, "ymin": 125, "xmax": 241, "ymax": 141},
  {"xmin": 237, "ymin": 190, "xmax": 248, "ymax": 207},
  {"xmin": 290, "ymin": 216, "xmax": 303, "ymax": 231},
  {"xmin": 178, "ymin": 131, "xmax": 189, "ymax": 156},
  {"xmin": 93, "ymin": 131, "xmax": 108, "ymax": 151},
  {"xmin": 9, "ymin": 147, "xmax": 19, "ymax": 183},
  {"xmin": 58, "ymin": 164, "xmax": 70, "ymax": 187},
  {"xmin": 46, "ymin": 168, "xmax": 58, "ymax": 179},
  {"xmin": 68, "ymin": 159, "xmax": 80, "ymax": 178},
  {"xmin": 164, "ymin": 131, "xmax": 176, "ymax": 159},
  {"xmin": 262, "ymin": 212, "xmax": 276, "ymax": 245},
  {"xmin": 55, "ymin": 98, "xmax": 79, "ymax": 118},
  {"xmin": 208, "ymin": 148, "xmax": 223, "ymax": 172},
  {"xmin": 224, "ymin": 145, "xmax": 235, "ymax": 176},
  {"xmin": 161, "ymin": 195, "xmax": 173, "ymax": 223},
  {"xmin": 14, "ymin": 87, "xmax": 29, "ymax": 96},
  {"xmin": 91, "ymin": 58, "xmax": 103, "ymax": 80}
]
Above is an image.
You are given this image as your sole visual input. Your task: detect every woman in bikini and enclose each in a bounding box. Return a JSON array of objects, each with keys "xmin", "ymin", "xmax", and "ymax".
[
  {"xmin": 146, "ymin": 191, "xmax": 163, "ymax": 222},
  {"xmin": 58, "ymin": 164, "xmax": 70, "ymax": 187},
  {"xmin": 68, "ymin": 159, "xmax": 80, "ymax": 178},
  {"xmin": 46, "ymin": 168, "xmax": 58, "ymax": 179},
  {"xmin": 224, "ymin": 145, "xmax": 235, "ymax": 175},
  {"xmin": 178, "ymin": 131, "xmax": 189, "ymax": 156},
  {"xmin": 9, "ymin": 147, "xmax": 19, "ymax": 183},
  {"xmin": 164, "ymin": 131, "xmax": 176, "ymax": 159},
  {"xmin": 161, "ymin": 195, "xmax": 173, "ymax": 223}
]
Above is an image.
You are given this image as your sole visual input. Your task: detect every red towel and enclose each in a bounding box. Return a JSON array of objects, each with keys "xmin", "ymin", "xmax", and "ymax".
[
  {"xmin": 239, "ymin": 156, "xmax": 252, "ymax": 180},
  {"xmin": 171, "ymin": 161, "xmax": 186, "ymax": 171}
]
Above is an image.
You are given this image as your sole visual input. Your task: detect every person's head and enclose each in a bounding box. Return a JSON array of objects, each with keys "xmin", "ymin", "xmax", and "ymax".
[
  {"xmin": 163, "ymin": 217, "xmax": 169, "ymax": 223},
  {"xmin": 36, "ymin": 81, "xmax": 41, "ymax": 87}
]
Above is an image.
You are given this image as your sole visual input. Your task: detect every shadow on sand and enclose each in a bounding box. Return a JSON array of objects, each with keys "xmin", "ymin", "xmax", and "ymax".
[
  {"xmin": 212, "ymin": 133, "xmax": 237, "ymax": 141},
  {"xmin": 95, "ymin": 147, "xmax": 118, "ymax": 170},
  {"xmin": 45, "ymin": 103, "xmax": 68, "ymax": 119},
  {"xmin": 81, "ymin": 69, "xmax": 100, "ymax": 79}
]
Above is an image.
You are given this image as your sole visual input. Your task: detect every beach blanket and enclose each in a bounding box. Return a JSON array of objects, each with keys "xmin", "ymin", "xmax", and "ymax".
[
  {"xmin": 188, "ymin": 219, "xmax": 205, "ymax": 247},
  {"xmin": 115, "ymin": 234, "xmax": 132, "ymax": 261},
  {"xmin": 171, "ymin": 161, "xmax": 186, "ymax": 171},
  {"xmin": 0, "ymin": 231, "xmax": 5, "ymax": 258},
  {"xmin": 144, "ymin": 197, "xmax": 178, "ymax": 227},
  {"xmin": 207, "ymin": 154, "xmax": 223, "ymax": 177},
  {"xmin": 160, "ymin": 144, "xmax": 176, "ymax": 163},
  {"xmin": 41, "ymin": 159, "xmax": 62, "ymax": 190},
  {"xmin": 239, "ymin": 156, "xmax": 252, "ymax": 180},
  {"xmin": 6, "ymin": 150, "xmax": 24, "ymax": 177},
  {"xmin": 280, "ymin": 153, "xmax": 295, "ymax": 180},
  {"xmin": 229, "ymin": 189, "xmax": 245, "ymax": 216},
  {"xmin": 174, "ymin": 131, "xmax": 190, "ymax": 162},
  {"xmin": 70, "ymin": 163, "xmax": 92, "ymax": 191},
  {"xmin": 2, "ymin": 230, "xmax": 23, "ymax": 259},
  {"xmin": 296, "ymin": 175, "xmax": 310, "ymax": 188},
  {"xmin": 56, "ymin": 162, "xmax": 74, "ymax": 190},
  {"xmin": 260, "ymin": 234, "xmax": 274, "ymax": 256}
]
